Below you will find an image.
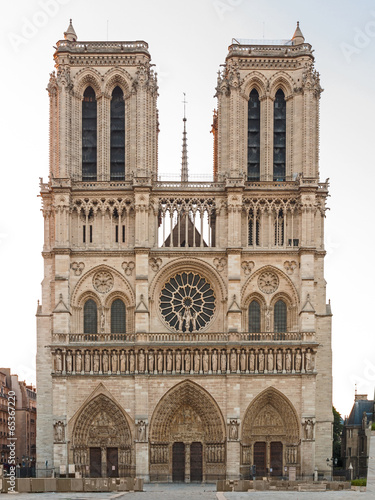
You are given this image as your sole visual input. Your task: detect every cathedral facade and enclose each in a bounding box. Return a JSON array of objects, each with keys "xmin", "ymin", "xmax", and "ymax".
[{"xmin": 36, "ymin": 21, "xmax": 332, "ymax": 481}]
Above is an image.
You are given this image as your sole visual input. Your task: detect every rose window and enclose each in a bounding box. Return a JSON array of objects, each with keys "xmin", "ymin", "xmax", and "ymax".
[
  {"xmin": 258, "ymin": 271, "xmax": 279, "ymax": 294},
  {"xmin": 159, "ymin": 272, "xmax": 216, "ymax": 332}
]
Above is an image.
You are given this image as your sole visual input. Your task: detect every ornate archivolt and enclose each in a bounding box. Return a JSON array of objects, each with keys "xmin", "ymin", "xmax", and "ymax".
[
  {"xmin": 69, "ymin": 392, "xmax": 133, "ymax": 477},
  {"xmin": 242, "ymin": 387, "xmax": 300, "ymax": 466},
  {"xmin": 149, "ymin": 380, "xmax": 226, "ymax": 477},
  {"xmin": 71, "ymin": 197, "xmax": 134, "ymax": 217}
]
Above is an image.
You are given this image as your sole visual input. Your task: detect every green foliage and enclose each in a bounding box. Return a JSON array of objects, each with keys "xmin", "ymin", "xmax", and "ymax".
[
  {"xmin": 333, "ymin": 406, "xmax": 343, "ymax": 466},
  {"xmin": 372, "ymin": 422, "xmax": 375, "ymax": 430},
  {"xmin": 351, "ymin": 479, "xmax": 366, "ymax": 486}
]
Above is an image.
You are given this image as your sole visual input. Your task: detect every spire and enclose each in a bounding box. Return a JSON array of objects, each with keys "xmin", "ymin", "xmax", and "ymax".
[
  {"xmin": 292, "ymin": 21, "xmax": 304, "ymax": 45},
  {"xmin": 64, "ymin": 19, "xmax": 77, "ymax": 42},
  {"xmin": 181, "ymin": 93, "xmax": 189, "ymax": 183}
]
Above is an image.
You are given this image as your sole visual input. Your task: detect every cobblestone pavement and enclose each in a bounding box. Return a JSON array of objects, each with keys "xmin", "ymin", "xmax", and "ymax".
[{"xmin": 1, "ymin": 483, "xmax": 369, "ymax": 499}]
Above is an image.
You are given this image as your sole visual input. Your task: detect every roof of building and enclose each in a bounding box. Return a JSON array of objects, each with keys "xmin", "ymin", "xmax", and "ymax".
[{"xmin": 346, "ymin": 399, "xmax": 374, "ymax": 426}]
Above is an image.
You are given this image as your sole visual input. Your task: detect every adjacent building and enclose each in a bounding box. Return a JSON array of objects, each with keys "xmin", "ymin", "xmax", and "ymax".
[
  {"xmin": 36, "ymin": 21, "xmax": 332, "ymax": 481},
  {"xmin": 342, "ymin": 394, "xmax": 374, "ymax": 479}
]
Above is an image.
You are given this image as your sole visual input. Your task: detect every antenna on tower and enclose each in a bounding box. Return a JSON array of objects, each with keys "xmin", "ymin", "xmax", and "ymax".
[
  {"xmin": 181, "ymin": 93, "xmax": 189, "ymax": 183},
  {"xmin": 107, "ymin": 20, "xmax": 109, "ymax": 41}
]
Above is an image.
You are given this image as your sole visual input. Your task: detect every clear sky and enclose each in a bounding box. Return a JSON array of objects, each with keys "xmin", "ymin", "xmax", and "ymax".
[{"xmin": 1, "ymin": 0, "xmax": 374, "ymax": 418}]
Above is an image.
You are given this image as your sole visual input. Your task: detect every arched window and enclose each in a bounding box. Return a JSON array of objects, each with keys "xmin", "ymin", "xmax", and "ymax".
[
  {"xmin": 82, "ymin": 87, "xmax": 97, "ymax": 181},
  {"xmin": 273, "ymin": 89, "xmax": 286, "ymax": 181},
  {"xmin": 110, "ymin": 86, "xmax": 125, "ymax": 180},
  {"xmin": 84, "ymin": 299, "xmax": 97, "ymax": 334},
  {"xmin": 274, "ymin": 299, "xmax": 287, "ymax": 332},
  {"xmin": 111, "ymin": 299, "xmax": 126, "ymax": 334},
  {"xmin": 249, "ymin": 300, "xmax": 261, "ymax": 333},
  {"xmin": 247, "ymin": 89, "xmax": 260, "ymax": 181},
  {"xmin": 248, "ymin": 210, "xmax": 260, "ymax": 246}
]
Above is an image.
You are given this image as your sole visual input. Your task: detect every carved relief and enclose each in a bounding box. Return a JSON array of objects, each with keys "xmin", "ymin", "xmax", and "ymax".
[
  {"xmin": 93, "ymin": 271, "xmax": 114, "ymax": 293},
  {"xmin": 136, "ymin": 420, "xmax": 147, "ymax": 442},
  {"xmin": 241, "ymin": 261, "xmax": 255, "ymax": 276},
  {"xmin": 213, "ymin": 257, "xmax": 227, "ymax": 272},
  {"xmin": 258, "ymin": 271, "xmax": 279, "ymax": 294},
  {"xmin": 71, "ymin": 262, "xmax": 85, "ymax": 276},
  {"xmin": 149, "ymin": 257, "xmax": 162, "ymax": 272},
  {"xmin": 122, "ymin": 261, "xmax": 135, "ymax": 276},
  {"xmin": 228, "ymin": 419, "xmax": 239, "ymax": 441},
  {"xmin": 284, "ymin": 260, "xmax": 297, "ymax": 275},
  {"xmin": 303, "ymin": 418, "xmax": 315, "ymax": 440}
]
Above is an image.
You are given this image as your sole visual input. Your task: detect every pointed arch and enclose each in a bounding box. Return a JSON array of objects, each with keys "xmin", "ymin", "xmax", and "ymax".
[
  {"xmin": 103, "ymin": 68, "xmax": 133, "ymax": 96},
  {"xmin": 242, "ymin": 387, "xmax": 300, "ymax": 444},
  {"xmin": 149, "ymin": 380, "xmax": 226, "ymax": 443},
  {"xmin": 74, "ymin": 68, "xmax": 102, "ymax": 98}
]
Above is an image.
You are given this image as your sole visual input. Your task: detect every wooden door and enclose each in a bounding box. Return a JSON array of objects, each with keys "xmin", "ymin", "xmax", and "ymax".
[
  {"xmin": 107, "ymin": 447, "xmax": 118, "ymax": 477},
  {"xmin": 253, "ymin": 442, "xmax": 266, "ymax": 477},
  {"xmin": 90, "ymin": 447, "xmax": 101, "ymax": 477},
  {"xmin": 172, "ymin": 442, "xmax": 185, "ymax": 482},
  {"xmin": 190, "ymin": 442, "xmax": 203, "ymax": 482},
  {"xmin": 270, "ymin": 442, "xmax": 283, "ymax": 477}
]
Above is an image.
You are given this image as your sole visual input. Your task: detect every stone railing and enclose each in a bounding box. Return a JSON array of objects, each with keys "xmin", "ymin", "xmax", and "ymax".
[
  {"xmin": 56, "ymin": 40, "xmax": 149, "ymax": 53},
  {"xmin": 52, "ymin": 331, "xmax": 315, "ymax": 345},
  {"xmin": 51, "ymin": 345, "xmax": 317, "ymax": 376}
]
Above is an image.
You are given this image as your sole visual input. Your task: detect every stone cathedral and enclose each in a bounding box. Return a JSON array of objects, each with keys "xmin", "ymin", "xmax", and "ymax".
[{"xmin": 36, "ymin": 21, "xmax": 332, "ymax": 482}]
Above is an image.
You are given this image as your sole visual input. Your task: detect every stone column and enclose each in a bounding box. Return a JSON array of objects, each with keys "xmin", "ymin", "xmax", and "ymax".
[{"xmin": 185, "ymin": 443, "xmax": 190, "ymax": 483}]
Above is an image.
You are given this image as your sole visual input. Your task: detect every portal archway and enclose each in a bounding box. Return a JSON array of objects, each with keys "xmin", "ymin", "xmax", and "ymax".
[
  {"xmin": 149, "ymin": 380, "xmax": 226, "ymax": 482},
  {"xmin": 71, "ymin": 394, "xmax": 133, "ymax": 477},
  {"xmin": 241, "ymin": 387, "xmax": 300, "ymax": 478}
]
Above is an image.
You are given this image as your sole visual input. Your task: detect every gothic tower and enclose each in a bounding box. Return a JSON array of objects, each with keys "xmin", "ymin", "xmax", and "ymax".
[{"xmin": 36, "ymin": 21, "xmax": 332, "ymax": 481}]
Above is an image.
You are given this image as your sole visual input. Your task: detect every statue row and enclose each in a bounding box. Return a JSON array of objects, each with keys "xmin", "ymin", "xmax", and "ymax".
[{"xmin": 53, "ymin": 347, "xmax": 316, "ymax": 375}]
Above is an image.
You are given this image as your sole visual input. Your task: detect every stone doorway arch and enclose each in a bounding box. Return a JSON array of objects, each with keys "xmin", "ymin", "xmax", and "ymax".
[
  {"xmin": 149, "ymin": 380, "xmax": 226, "ymax": 482},
  {"xmin": 71, "ymin": 394, "xmax": 133, "ymax": 477},
  {"xmin": 241, "ymin": 387, "xmax": 300, "ymax": 478}
]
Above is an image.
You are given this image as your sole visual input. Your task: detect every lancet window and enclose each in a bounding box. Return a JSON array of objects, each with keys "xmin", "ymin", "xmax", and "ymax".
[
  {"xmin": 248, "ymin": 300, "xmax": 261, "ymax": 333},
  {"xmin": 110, "ymin": 86, "xmax": 125, "ymax": 180},
  {"xmin": 274, "ymin": 300, "xmax": 287, "ymax": 332},
  {"xmin": 111, "ymin": 299, "xmax": 126, "ymax": 334},
  {"xmin": 82, "ymin": 87, "xmax": 97, "ymax": 181},
  {"xmin": 247, "ymin": 89, "xmax": 260, "ymax": 181},
  {"xmin": 84, "ymin": 299, "xmax": 97, "ymax": 334},
  {"xmin": 273, "ymin": 89, "xmax": 286, "ymax": 181}
]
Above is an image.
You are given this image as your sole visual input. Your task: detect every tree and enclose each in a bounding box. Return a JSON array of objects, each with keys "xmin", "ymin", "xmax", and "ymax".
[{"xmin": 333, "ymin": 406, "xmax": 343, "ymax": 467}]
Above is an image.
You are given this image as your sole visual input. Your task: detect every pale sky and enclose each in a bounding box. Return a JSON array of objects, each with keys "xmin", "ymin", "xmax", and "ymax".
[{"xmin": 1, "ymin": 0, "xmax": 374, "ymax": 418}]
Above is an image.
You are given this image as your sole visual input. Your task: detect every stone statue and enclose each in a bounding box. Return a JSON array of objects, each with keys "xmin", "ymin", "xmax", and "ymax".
[
  {"xmin": 267, "ymin": 350, "xmax": 274, "ymax": 371},
  {"xmin": 221, "ymin": 350, "xmax": 227, "ymax": 372},
  {"xmin": 139, "ymin": 351, "xmax": 145, "ymax": 372},
  {"xmin": 240, "ymin": 350, "xmax": 246, "ymax": 372},
  {"xmin": 93, "ymin": 352, "xmax": 100, "ymax": 372},
  {"xmin": 130, "ymin": 351, "xmax": 135, "ymax": 372},
  {"xmin": 249, "ymin": 351, "xmax": 255, "ymax": 372},
  {"xmin": 203, "ymin": 351, "xmax": 209, "ymax": 372},
  {"xmin": 178, "ymin": 311, "xmax": 184, "ymax": 332},
  {"xmin": 265, "ymin": 307, "xmax": 271, "ymax": 332},
  {"xmin": 112, "ymin": 351, "xmax": 118, "ymax": 372},
  {"xmin": 120, "ymin": 351, "xmax": 126, "ymax": 372},
  {"xmin": 277, "ymin": 350, "xmax": 283, "ymax": 371},
  {"xmin": 285, "ymin": 351, "xmax": 292, "ymax": 372},
  {"xmin": 76, "ymin": 351, "xmax": 82, "ymax": 372},
  {"xmin": 305, "ymin": 419, "xmax": 314, "ymax": 440},
  {"xmin": 229, "ymin": 420, "xmax": 238, "ymax": 440},
  {"xmin": 230, "ymin": 350, "xmax": 237, "ymax": 372},
  {"xmin": 138, "ymin": 421, "xmax": 146, "ymax": 441},
  {"xmin": 102, "ymin": 351, "xmax": 109, "ymax": 372},
  {"xmin": 66, "ymin": 352, "xmax": 72, "ymax": 373},
  {"xmin": 167, "ymin": 351, "xmax": 173, "ymax": 372},
  {"xmin": 194, "ymin": 351, "xmax": 200, "ymax": 372},
  {"xmin": 101, "ymin": 311, "xmax": 105, "ymax": 333},
  {"xmin": 295, "ymin": 350, "xmax": 302, "ymax": 372},
  {"xmin": 157, "ymin": 351, "xmax": 163, "ymax": 372},
  {"xmin": 212, "ymin": 350, "xmax": 218, "ymax": 372},
  {"xmin": 258, "ymin": 351, "xmax": 264, "ymax": 372},
  {"xmin": 84, "ymin": 351, "xmax": 90, "ymax": 372},
  {"xmin": 54, "ymin": 422, "xmax": 64, "ymax": 442},
  {"xmin": 148, "ymin": 351, "xmax": 154, "ymax": 372},
  {"xmin": 175, "ymin": 351, "xmax": 181, "ymax": 372},
  {"xmin": 183, "ymin": 307, "xmax": 192, "ymax": 331},
  {"xmin": 191, "ymin": 310, "xmax": 197, "ymax": 331},
  {"xmin": 305, "ymin": 350, "xmax": 313, "ymax": 371},
  {"xmin": 55, "ymin": 351, "xmax": 62, "ymax": 372},
  {"xmin": 184, "ymin": 350, "xmax": 190, "ymax": 372}
]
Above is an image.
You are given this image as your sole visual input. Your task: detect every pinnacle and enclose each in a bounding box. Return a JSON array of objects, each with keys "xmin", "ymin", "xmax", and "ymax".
[
  {"xmin": 292, "ymin": 21, "xmax": 305, "ymax": 45},
  {"xmin": 64, "ymin": 19, "xmax": 77, "ymax": 42}
]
